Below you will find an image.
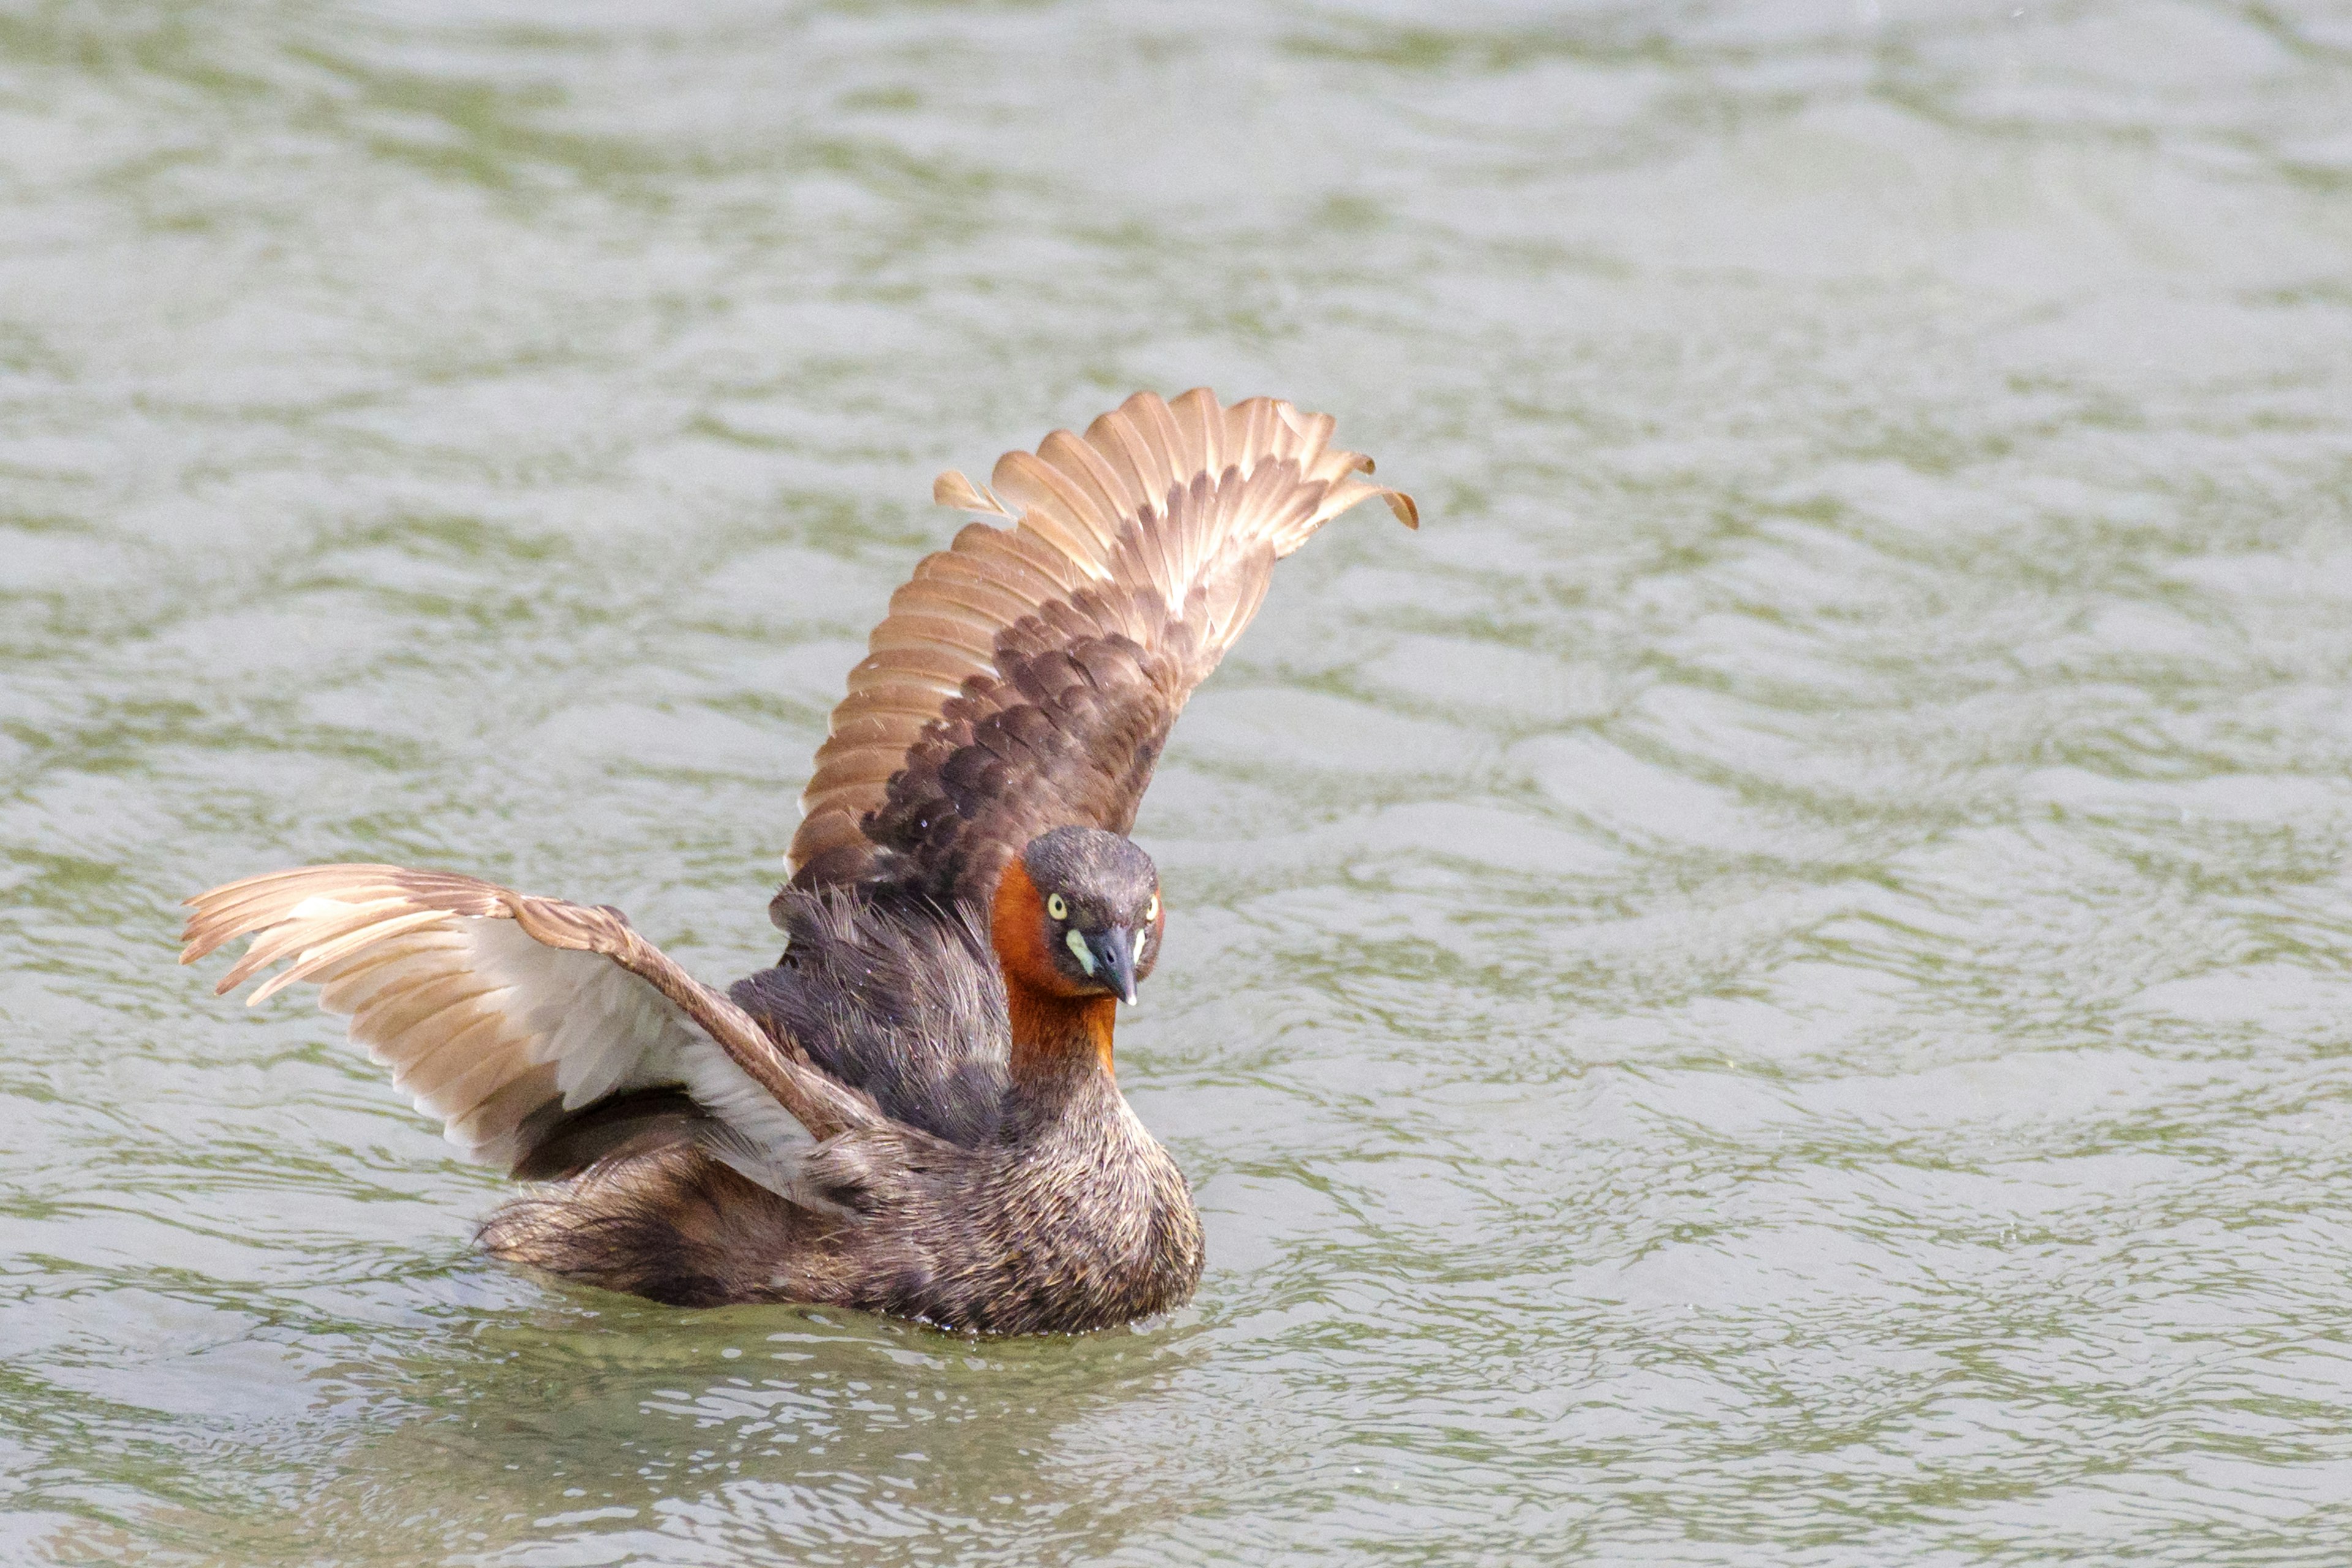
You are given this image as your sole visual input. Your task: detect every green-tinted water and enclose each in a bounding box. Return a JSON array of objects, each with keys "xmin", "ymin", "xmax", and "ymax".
[{"xmin": 6, "ymin": 1, "xmax": 2352, "ymax": 1562}]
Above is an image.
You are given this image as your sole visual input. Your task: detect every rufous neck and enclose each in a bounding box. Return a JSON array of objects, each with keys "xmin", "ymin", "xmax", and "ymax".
[
  {"xmin": 990, "ymin": 857, "xmax": 1119, "ymax": 1091},
  {"xmin": 1005, "ymin": 981, "xmax": 1117, "ymax": 1087}
]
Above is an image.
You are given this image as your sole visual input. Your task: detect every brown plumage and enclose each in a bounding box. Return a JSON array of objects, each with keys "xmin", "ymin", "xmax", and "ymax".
[
  {"xmin": 788, "ymin": 386, "xmax": 1414, "ymax": 904},
  {"xmin": 179, "ymin": 390, "xmax": 1415, "ymax": 1333}
]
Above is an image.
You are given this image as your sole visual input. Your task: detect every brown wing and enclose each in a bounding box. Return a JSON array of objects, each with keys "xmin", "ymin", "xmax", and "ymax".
[
  {"xmin": 181, "ymin": 865, "xmax": 879, "ymax": 1179},
  {"xmin": 785, "ymin": 388, "xmax": 1416, "ymax": 906}
]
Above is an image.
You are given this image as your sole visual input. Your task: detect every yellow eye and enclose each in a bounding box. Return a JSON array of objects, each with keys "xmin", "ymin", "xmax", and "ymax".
[
  {"xmin": 1147, "ymin": 894, "xmax": 1160, "ymax": 922},
  {"xmin": 1046, "ymin": 893, "xmax": 1068, "ymax": 921}
]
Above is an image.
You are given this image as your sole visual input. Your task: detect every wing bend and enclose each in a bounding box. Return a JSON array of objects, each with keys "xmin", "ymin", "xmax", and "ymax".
[
  {"xmin": 181, "ymin": 865, "xmax": 877, "ymax": 1177},
  {"xmin": 785, "ymin": 388, "xmax": 1415, "ymax": 906}
]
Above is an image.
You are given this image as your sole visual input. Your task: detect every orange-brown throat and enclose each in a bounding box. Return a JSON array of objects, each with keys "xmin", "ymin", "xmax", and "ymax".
[{"xmin": 991, "ymin": 858, "xmax": 1117, "ymax": 1081}]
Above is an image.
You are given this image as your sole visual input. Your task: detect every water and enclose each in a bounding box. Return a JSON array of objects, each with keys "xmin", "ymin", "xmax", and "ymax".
[{"xmin": 5, "ymin": 0, "xmax": 2352, "ymax": 1561}]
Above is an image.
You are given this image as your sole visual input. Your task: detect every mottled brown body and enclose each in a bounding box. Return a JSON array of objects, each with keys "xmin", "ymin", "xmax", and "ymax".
[
  {"xmin": 481, "ymin": 864, "xmax": 1202, "ymax": 1332},
  {"xmin": 478, "ymin": 1066, "xmax": 1202, "ymax": 1333}
]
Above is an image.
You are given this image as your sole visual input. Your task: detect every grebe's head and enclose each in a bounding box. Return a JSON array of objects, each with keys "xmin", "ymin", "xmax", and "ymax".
[{"xmin": 999, "ymin": 826, "xmax": 1163, "ymax": 1005}]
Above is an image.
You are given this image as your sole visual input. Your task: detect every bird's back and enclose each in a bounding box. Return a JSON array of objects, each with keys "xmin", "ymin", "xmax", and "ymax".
[{"xmin": 731, "ymin": 886, "xmax": 1013, "ymax": 1147}]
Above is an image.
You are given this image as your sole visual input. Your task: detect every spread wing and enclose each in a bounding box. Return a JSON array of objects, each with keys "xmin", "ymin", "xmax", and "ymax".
[
  {"xmin": 785, "ymin": 388, "xmax": 1415, "ymax": 907},
  {"xmin": 181, "ymin": 865, "xmax": 879, "ymax": 1183}
]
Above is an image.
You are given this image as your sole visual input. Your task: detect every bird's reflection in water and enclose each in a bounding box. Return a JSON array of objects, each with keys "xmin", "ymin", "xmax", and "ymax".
[{"xmin": 156, "ymin": 1268, "xmax": 1207, "ymax": 1562}]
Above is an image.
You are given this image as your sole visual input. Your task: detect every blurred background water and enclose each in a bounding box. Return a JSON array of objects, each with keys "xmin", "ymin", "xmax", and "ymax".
[{"xmin": 5, "ymin": 0, "xmax": 2352, "ymax": 1562}]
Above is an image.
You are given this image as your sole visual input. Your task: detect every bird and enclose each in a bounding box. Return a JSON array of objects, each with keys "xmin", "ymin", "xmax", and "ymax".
[{"xmin": 179, "ymin": 389, "xmax": 1416, "ymax": 1334}]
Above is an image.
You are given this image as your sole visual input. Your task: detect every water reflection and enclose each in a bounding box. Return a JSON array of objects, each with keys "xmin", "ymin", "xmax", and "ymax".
[{"xmin": 235, "ymin": 1292, "xmax": 1203, "ymax": 1563}]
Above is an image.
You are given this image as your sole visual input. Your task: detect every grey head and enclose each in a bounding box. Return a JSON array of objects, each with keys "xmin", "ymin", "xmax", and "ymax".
[{"xmin": 1021, "ymin": 826, "xmax": 1164, "ymax": 1005}]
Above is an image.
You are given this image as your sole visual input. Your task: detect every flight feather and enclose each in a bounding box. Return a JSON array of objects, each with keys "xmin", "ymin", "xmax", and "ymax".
[
  {"xmin": 785, "ymin": 388, "xmax": 1415, "ymax": 906},
  {"xmin": 180, "ymin": 865, "xmax": 878, "ymax": 1179}
]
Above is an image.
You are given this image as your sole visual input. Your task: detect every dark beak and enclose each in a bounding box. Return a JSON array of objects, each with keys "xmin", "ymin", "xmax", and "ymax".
[{"xmin": 1093, "ymin": 925, "xmax": 1140, "ymax": 1006}]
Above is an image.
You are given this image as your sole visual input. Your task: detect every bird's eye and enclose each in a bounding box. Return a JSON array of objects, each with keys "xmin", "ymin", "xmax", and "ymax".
[
  {"xmin": 1147, "ymin": 894, "xmax": 1160, "ymax": 922},
  {"xmin": 1046, "ymin": 892, "xmax": 1068, "ymax": 921}
]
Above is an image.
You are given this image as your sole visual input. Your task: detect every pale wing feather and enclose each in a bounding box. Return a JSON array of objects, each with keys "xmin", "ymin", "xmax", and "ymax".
[
  {"xmin": 791, "ymin": 388, "xmax": 1417, "ymax": 887},
  {"xmin": 182, "ymin": 866, "xmax": 840, "ymax": 1180}
]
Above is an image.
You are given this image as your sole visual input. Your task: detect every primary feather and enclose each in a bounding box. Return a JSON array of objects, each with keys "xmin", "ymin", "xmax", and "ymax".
[
  {"xmin": 178, "ymin": 865, "xmax": 862, "ymax": 1187},
  {"xmin": 785, "ymin": 388, "xmax": 1415, "ymax": 905}
]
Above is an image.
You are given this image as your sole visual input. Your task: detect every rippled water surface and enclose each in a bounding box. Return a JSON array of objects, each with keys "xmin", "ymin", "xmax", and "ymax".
[{"xmin": 7, "ymin": 0, "xmax": 2352, "ymax": 1561}]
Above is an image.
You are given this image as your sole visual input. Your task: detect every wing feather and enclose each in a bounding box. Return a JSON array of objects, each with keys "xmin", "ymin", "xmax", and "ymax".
[
  {"xmin": 1172, "ymin": 386, "xmax": 1219, "ymax": 478},
  {"xmin": 783, "ymin": 390, "xmax": 1415, "ymax": 908},
  {"xmin": 931, "ymin": 468, "xmax": 1013, "ymax": 518},
  {"xmin": 183, "ymin": 865, "xmax": 878, "ymax": 1181},
  {"xmin": 1040, "ymin": 427, "xmax": 1140, "ymax": 534},
  {"xmin": 988, "ymin": 464, "xmax": 1114, "ymax": 575},
  {"xmin": 1084, "ymin": 407, "xmax": 1160, "ymax": 527}
]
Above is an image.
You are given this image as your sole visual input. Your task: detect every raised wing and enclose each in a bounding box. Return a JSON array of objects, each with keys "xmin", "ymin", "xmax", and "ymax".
[
  {"xmin": 785, "ymin": 388, "xmax": 1415, "ymax": 907},
  {"xmin": 181, "ymin": 865, "xmax": 879, "ymax": 1182}
]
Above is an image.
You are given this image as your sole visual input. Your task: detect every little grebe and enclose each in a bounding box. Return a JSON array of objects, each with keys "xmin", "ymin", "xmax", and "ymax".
[{"xmin": 180, "ymin": 390, "xmax": 1416, "ymax": 1333}]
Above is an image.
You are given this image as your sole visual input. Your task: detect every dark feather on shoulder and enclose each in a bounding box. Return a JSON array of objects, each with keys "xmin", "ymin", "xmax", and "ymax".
[{"xmin": 732, "ymin": 886, "xmax": 1011, "ymax": 1147}]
